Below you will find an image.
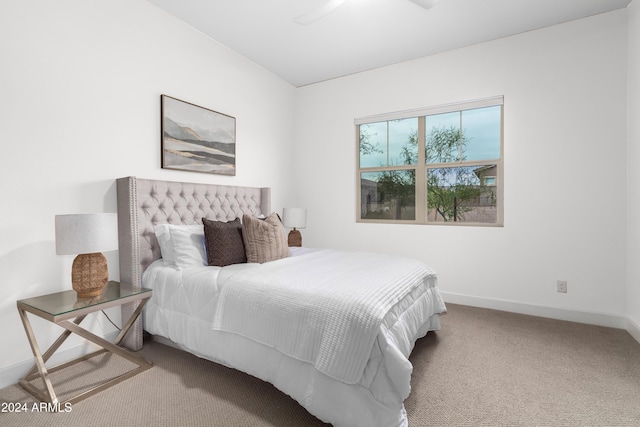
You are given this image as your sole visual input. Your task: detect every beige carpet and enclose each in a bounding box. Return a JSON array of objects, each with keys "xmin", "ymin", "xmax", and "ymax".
[{"xmin": 2, "ymin": 304, "xmax": 639, "ymax": 426}]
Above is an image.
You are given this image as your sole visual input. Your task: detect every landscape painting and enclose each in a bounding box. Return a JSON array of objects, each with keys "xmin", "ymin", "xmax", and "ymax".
[{"xmin": 161, "ymin": 95, "xmax": 236, "ymax": 175}]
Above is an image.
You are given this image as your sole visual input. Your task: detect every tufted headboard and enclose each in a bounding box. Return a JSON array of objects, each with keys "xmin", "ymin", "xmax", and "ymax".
[{"xmin": 116, "ymin": 176, "xmax": 271, "ymax": 350}]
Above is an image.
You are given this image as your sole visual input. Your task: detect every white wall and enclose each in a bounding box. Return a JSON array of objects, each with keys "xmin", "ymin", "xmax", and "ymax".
[
  {"xmin": 627, "ymin": 0, "xmax": 640, "ymax": 341},
  {"xmin": 0, "ymin": 0, "xmax": 295, "ymax": 382},
  {"xmin": 1, "ymin": 0, "xmax": 636, "ymax": 389},
  {"xmin": 295, "ymin": 11, "xmax": 629, "ymax": 324}
]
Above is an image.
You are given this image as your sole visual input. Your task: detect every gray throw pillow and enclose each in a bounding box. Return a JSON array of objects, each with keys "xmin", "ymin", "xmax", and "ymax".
[{"xmin": 202, "ymin": 217, "xmax": 246, "ymax": 266}]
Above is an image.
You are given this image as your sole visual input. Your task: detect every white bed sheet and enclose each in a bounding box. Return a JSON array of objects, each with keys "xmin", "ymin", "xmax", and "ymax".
[{"xmin": 142, "ymin": 248, "xmax": 446, "ymax": 427}]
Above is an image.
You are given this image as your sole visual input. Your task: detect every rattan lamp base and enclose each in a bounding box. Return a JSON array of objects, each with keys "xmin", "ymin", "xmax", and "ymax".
[
  {"xmin": 72, "ymin": 252, "xmax": 109, "ymax": 298},
  {"xmin": 288, "ymin": 228, "xmax": 302, "ymax": 247}
]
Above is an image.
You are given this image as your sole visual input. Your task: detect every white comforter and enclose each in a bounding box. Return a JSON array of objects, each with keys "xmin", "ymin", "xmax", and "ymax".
[
  {"xmin": 212, "ymin": 248, "xmax": 439, "ymax": 384},
  {"xmin": 143, "ymin": 248, "xmax": 446, "ymax": 427}
]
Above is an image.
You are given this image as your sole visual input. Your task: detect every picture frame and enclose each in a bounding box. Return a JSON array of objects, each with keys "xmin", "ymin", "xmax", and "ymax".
[{"xmin": 161, "ymin": 95, "xmax": 236, "ymax": 175}]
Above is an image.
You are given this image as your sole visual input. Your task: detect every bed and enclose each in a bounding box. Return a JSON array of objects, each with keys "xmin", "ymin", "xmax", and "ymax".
[{"xmin": 116, "ymin": 176, "xmax": 446, "ymax": 427}]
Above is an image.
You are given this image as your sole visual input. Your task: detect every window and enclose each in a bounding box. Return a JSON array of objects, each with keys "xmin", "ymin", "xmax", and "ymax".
[
  {"xmin": 483, "ymin": 176, "xmax": 497, "ymax": 186},
  {"xmin": 356, "ymin": 97, "xmax": 503, "ymax": 226}
]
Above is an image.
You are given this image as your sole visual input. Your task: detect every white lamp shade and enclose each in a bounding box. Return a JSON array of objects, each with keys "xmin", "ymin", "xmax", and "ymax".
[
  {"xmin": 282, "ymin": 208, "xmax": 307, "ymax": 229},
  {"xmin": 55, "ymin": 213, "xmax": 119, "ymax": 255}
]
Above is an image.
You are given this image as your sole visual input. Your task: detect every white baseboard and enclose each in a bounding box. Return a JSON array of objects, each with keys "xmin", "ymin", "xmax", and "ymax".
[
  {"xmin": 0, "ymin": 330, "xmax": 119, "ymax": 389},
  {"xmin": 627, "ymin": 316, "xmax": 640, "ymax": 344},
  {"xmin": 441, "ymin": 292, "xmax": 629, "ymax": 330}
]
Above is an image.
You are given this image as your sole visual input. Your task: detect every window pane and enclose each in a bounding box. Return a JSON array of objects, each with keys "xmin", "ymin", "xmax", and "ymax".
[
  {"xmin": 389, "ymin": 118, "xmax": 418, "ymax": 166},
  {"xmin": 361, "ymin": 171, "xmax": 416, "ymax": 220},
  {"xmin": 360, "ymin": 119, "xmax": 417, "ymax": 168},
  {"xmin": 463, "ymin": 106, "xmax": 501, "ymax": 161},
  {"xmin": 425, "ymin": 111, "xmax": 461, "ymax": 164},
  {"xmin": 427, "ymin": 165, "xmax": 498, "ymax": 223},
  {"xmin": 359, "ymin": 122, "xmax": 387, "ymax": 168}
]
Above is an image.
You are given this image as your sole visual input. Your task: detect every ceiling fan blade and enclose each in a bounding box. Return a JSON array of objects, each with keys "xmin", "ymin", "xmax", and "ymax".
[
  {"xmin": 408, "ymin": 0, "xmax": 440, "ymax": 9},
  {"xmin": 294, "ymin": 0, "xmax": 349, "ymax": 25}
]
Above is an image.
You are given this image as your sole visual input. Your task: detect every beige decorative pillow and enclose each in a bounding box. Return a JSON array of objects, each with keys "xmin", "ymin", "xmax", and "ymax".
[{"xmin": 242, "ymin": 213, "xmax": 290, "ymax": 263}]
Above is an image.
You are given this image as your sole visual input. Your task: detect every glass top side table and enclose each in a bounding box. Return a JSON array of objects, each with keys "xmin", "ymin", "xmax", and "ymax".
[{"xmin": 16, "ymin": 281, "xmax": 153, "ymax": 406}]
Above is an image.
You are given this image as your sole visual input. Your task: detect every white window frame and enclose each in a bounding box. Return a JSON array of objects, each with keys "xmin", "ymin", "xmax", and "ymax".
[{"xmin": 355, "ymin": 96, "xmax": 504, "ymax": 226}]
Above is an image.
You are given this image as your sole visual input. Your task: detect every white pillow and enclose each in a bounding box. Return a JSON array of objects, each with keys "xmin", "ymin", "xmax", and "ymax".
[
  {"xmin": 154, "ymin": 224, "xmax": 175, "ymax": 265},
  {"xmin": 154, "ymin": 224, "xmax": 206, "ymax": 268}
]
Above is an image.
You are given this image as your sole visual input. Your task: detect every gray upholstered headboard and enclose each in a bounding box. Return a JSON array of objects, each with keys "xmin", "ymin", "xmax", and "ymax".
[{"xmin": 116, "ymin": 176, "xmax": 271, "ymax": 350}]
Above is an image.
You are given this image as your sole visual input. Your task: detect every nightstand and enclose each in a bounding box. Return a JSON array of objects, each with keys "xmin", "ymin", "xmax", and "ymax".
[{"xmin": 16, "ymin": 281, "xmax": 153, "ymax": 406}]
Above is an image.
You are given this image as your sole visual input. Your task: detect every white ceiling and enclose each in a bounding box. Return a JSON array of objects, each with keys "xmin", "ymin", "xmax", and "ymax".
[{"xmin": 146, "ymin": 0, "xmax": 631, "ymax": 87}]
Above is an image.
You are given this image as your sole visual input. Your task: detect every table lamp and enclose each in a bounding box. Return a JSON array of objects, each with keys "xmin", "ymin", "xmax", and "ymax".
[
  {"xmin": 55, "ymin": 213, "xmax": 118, "ymax": 298},
  {"xmin": 282, "ymin": 208, "xmax": 307, "ymax": 247}
]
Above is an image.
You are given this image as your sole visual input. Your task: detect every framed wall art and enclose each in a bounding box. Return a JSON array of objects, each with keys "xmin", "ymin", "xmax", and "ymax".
[{"xmin": 161, "ymin": 95, "xmax": 236, "ymax": 175}]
